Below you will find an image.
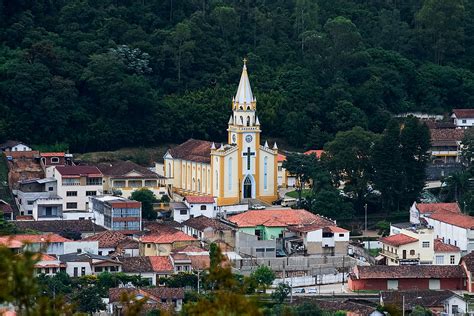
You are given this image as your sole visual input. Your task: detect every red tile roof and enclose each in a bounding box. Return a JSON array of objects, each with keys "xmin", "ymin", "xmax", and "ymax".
[
  {"xmin": 40, "ymin": 152, "xmax": 65, "ymax": 157},
  {"xmin": 461, "ymin": 252, "xmax": 474, "ymax": 271},
  {"xmin": 452, "ymin": 109, "xmax": 474, "ymax": 119},
  {"xmin": 277, "ymin": 153, "xmax": 286, "ymax": 162},
  {"xmin": 149, "ymin": 256, "xmax": 174, "ymax": 272},
  {"xmin": 97, "ymin": 160, "xmax": 163, "ymax": 179},
  {"xmin": 416, "ymin": 202, "xmax": 461, "ymax": 214},
  {"xmin": 184, "ymin": 196, "xmax": 215, "ymax": 204},
  {"xmin": 0, "ymin": 200, "xmax": 13, "ymax": 213},
  {"xmin": 189, "ymin": 255, "xmax": 210, "ymax": 270},
  {"xmin": 304, "ymin": 149, "xmax": 324, "ymax": 158},
  {"xmin": 55, "ymin": 165, "xmax": 102, "ymax": 176},
  {"xmin": 379, "ymin": 234, "xmax": 418, "ymax": 247},
  {"xmin": 354, "ymin": 265, "xmax": 465, "ymax": 279},
  {"xmin": 15, "ymin": 215, "xmax": 34, "ymax": 221},
  {"xmin": 228, "ymin": 209, "xmax": 334, "ymax": 228},
  {"xmin": 324, "ymin": 226, "xmax": 350, "ymax": 233},
  {"xmin": 434, "ymin": 239, "xmax": 460, "ymax": 253},
  {"xmin": 169, "ymin": 139, "xmax": 213, "ymax": 163},
  {"xmin": 82, "ymin": 231, "xmax": 133, "ymax": 248},
  {"xmin": 430, "ymin": 129, "xmax": 464, "ymax": 142},
  {"xmin": 428, "ymin": 212, "xmax": 474, "ymax": 229},
  {"xmin": 141, "ymin": 231, "xmax": 197, "ymax": 244},
  {"xmin": 0, "ymin": 234, "xmax": 70, "ymax": 248}
]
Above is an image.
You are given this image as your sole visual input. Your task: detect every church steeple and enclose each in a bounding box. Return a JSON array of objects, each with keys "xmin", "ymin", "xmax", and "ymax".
[{"xmin": 234, "ymin": 58, "xmax": 256, "ymax": 110}]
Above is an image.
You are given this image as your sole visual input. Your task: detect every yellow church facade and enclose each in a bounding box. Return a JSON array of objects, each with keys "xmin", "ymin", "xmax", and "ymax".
[{"xmin": 163, "ymin": 62, "xmax": 278, "ymax": 206}]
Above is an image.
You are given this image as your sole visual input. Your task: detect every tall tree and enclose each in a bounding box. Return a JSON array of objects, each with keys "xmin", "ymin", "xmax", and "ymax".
[{"xmin": 130, "ymin": 188, "xmax": 158, "ymax": 220}]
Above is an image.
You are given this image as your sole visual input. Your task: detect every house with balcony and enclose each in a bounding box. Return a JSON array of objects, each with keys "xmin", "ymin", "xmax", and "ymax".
[
  {"xmin": 452, "ymin": 109, "xmax": 474, "ymax": 129},
  {"xmin": 34, "ymin": 254, "xmax": 66, "ymax": 276},
  {"xmin": 52, "ymin": 166, "xmax": 103, "ymax": 219},
  {"xmin": 227, "ymin": 209, "xmax": 348, "ymax": 257},
  {"xmin": 14, "ymin": 178, "xmax": 62, "ymax": 219},
  {"xmin": 59, "ymin": 252, "xmax": 122, "ymax": 277},
  {"xmin": 90, "ymin": 196, "xmax": 142, "ymax": 233},
  {"xmin": 430, "ymin": 129, "xmax": 464, "ymax": 164},
  {"xmin": 380, "ymin": 224, "xmax": 461, "ymax": 266},
  {"xmin": 97, "ymin": 161, "xmax": 168, "ymax": 199}
]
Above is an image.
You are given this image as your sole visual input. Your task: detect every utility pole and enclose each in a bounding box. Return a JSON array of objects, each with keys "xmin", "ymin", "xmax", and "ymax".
[
  {"xmin": 364, "ymin": 203, "xmax": 368, "ymax": 232},
  {"xmin": 402, "ymin": 295, "xmax": 405, "ymax": 316},
  {"xmin": 197, "ymin": 269, "xmax": 201, "ymax": 294}
]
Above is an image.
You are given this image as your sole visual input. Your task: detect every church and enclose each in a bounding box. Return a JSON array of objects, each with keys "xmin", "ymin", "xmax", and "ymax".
[{"xmin": 163, "ymin": 61, "xmax": 278, "ymax": 206}]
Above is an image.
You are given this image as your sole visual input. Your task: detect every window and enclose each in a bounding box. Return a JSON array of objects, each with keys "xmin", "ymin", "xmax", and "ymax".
[
  {"xmin": 263, "ymin": 157, "xmax": 268, "ymax": 190},
  {"xmin": 113, "ymin": 180, "xmax": 126, "ymax": 188},
  {"xmin": 48, "ymin": 187, "xmax": 53, "ymax": 191},
  {"xmin": 51, "ymin": 157, "xmax": 59, "ymax": 163},
  {"xmin": 45, "ymin": 207, "xmax": 52, "ymax": 216},
  {"xmin": 278, "ymin": 166, "xmax": 282, "ymax": 172},
  {"xmin": 228, "ymin": 157, "xmax": 232, "ymax": 191},
  {"xmin": 145, "ymin": 180, "xmax": 157, "ymax": 187},
  {"xmin": 452, "ymin": 305, "xmax": 459, "ymax": 314},
  {"xmin": 463, "ymin": 119, "xmax": 467, "ymax": 123},
  {"xmin": 81, "ymin": 267, "xmax": 86, "ymax": 276},
  {"xmin": 215, "ymin": 170, "xmax": 218, "ymax": 191},
  {"xmin": 66, "ymin": 202, "xmax": 77, "ymax": 209},
  {"xmin": 450, "ymin": 255, "xmax": 456, "ymax": 264},
  {"xmin": 86, "ymin": 177, "xmax": 102, "ymax": 185},
  {"xmin": 180, "ymin": 209, "xmax": 187, "ymax": 215},
  {"xmin": 27, "ymin": 210, "xmax": 32, "ymax": 215},
  {"xmin": 410, "ymin": 250, "xmax": 415, "ymax": 255},
  {"xmin": 27, "ymin": 200, "xmax": 34, "ymax": 205},
  {"xmin": 95, "ymin": 267, "xmax": 103, "ymax": 272},
  {"xmin": 73, "ymin": 267, "xmax": 78, "ymax": 277},
  {"xmin": 435, "ymin": 255, "xmax": 444, "ymax": 265},
  {"xmin": 147, "ymin": 244, "xmax": 151, "ymax": 248},
  {"xmin": 422, "ymin": 241, "xmax": 430, "ymax": 248},
  {"xmin": 339, "ymin": 234, "xmax": 344, "ymax": 237},
  {"xmin": 66, "ymin": 191, "xmax": 77, "ymax": 197},
  {"xmin": 86, "ymin": 191, "xmax": 96, "ymax": 196},
  {"xmin": 200, "ymin": 205, "xmax": 207, "ymax": 211},
  {"xmin": 62, "ymin": 178, "xmax": 80, "ymax": 186}
]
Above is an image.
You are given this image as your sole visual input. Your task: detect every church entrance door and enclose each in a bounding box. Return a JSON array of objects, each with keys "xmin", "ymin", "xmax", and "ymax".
[{"xmin": 243, "ymin": 176, "xmax": 252, "ymax": 199}]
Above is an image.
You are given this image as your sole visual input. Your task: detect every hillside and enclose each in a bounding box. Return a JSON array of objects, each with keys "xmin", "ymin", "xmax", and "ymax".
[{"xmin": 0, "ymin": 0, "xmax": 472, "ymax": 152}]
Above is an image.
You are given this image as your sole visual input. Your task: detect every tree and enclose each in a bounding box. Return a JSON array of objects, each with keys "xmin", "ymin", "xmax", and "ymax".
[
  {"xmin": 324, "ymin": 127, "xmax": 377, "ymax": 212},
  {"xmin": 73, "ymin": 285, "xmax": 106, "ymax": 314},
  {"xmin": 130, "ymin": 188, "xmax": 158, "ymax": 220},
  {"xmin": 416, "ymin": 0, "xmax": 465, "ymax": 64},
  {"xmin": 283, "ymin": 153, "xmax": 316, "ymax": 204},
  {"xmin": 410, "ymin": 305, "xmax": 433, "ymax": 316},
  {"xmin": 271, "ymin": 282, "xmax": 291, "ymax": 304},
  {"xmin": 250, "ymin": 265, "xmax": 275, "ymax": 293}
]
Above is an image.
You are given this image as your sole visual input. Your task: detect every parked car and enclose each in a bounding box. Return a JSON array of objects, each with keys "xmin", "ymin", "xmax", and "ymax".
[
  {"xmin": 281, "ymin": 198, "xmax": 297, "ymax": 207},
  {"xmin": 250, "ymin": 204, "xmax": 266, "ymax": 210},
  {"xmin": 292, "ymin": 288, "xmax": 305, "ymax": 294}
]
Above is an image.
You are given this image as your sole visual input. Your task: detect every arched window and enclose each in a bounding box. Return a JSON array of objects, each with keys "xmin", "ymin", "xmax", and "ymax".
[
  {"xmin": 182, "ymin": 164, "xmax": 186, "ymax": 187},
  {"xmin": 198, "ymin": 179, "xmax": 201, "ymax": 192},
  {"xmin": 240, "ymin": 116, "xmax": 244, "ymax": 125},
  {"xmin": 188, "ymin": 166, "xmax": 191, "ymax": 189},
  {"xmin": 168, "ymin": 162, "xmax": 171, "ymax": 177},
  {"xmin": 264, "ymin": 157, "xmax": 268, "ymax": 190},
  {"xmin": 192, "ymin": 178, "xmax": 195, "ymax": 191},
  {"xmin": 246, "ymin": 116, "xmax": 250, "ymax": 126},
  {"xmin": 215, "ymin": 170, "xmax": 219, "ymax": 191},
  {"xmin": 247, "ymin": 106, "xmax": 251, "ymax": 110},
  {"xmin": 208, "ymin": 169, "xmax": 210, "ymax": 191},
  {"xmin": 228, "ymin": 158, "xmax": 233, "ymax": 191}
]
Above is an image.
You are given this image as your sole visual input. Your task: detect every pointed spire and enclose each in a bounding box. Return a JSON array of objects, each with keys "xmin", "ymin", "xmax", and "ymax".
[
  {"xmin": 228, "ymin": 115, "xmax": 233, "ymax": 125},
  {"xmin": 264, "ymin": 140, "xmax": 269, "ymax": 148},
  {"xmin": 211, "ymin": 142, "xmax": 216, "ymax": 150},
  {"xmin": 219, "ymin": 143, "xmax": 224, "ymax": 150},
  {"xmin": 255, "ymin": 116, "xmax": 260, "ymax": 126},
  {"xmin": 234, "ymin": 58, "xmax": 254, "ymax": 105},
  {"xmin": 273, "ymin": 142, "xmax": 278, "ymax": 150}
]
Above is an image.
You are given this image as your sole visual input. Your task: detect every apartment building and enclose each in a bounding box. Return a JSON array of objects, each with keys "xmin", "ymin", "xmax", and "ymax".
[{"xmin": 90, "ymin": 196, "xmax": 142, "ymax": 233}]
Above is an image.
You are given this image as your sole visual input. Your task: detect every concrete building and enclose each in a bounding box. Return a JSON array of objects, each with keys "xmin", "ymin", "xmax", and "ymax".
[
  {"xmin": 82, "ymin": 230, "xmax": 139, "ymax": 257},
  {"xmin": 90, "ymin": 196, "xmax": 142, "ymax": 233},
  {"xmin": 181, "ymin": 215, "xmax": 234, "ymax": 249},
  {"xmin": 14, "ymin": 178, "xmax": 62, "ymax": 219},
  {"xmin": 139, "ymin": 226, "xmax": 199, "ymax": 256},
  {"xmin": 173, "ymin": 196, "xmax": 217, "ymax": 222},
  {"xmin": 52, "ymin": 166, "xmax": 103, "ymax": 217},
  {"xmin": 0, "ymin": 140, "xmax": 31, "ymax": 152},
  {"xmin": 59, "ymin": 252, "xmax": 122, "ymax": 277},
  {"xmin": 121, "ymin": 256, "xmax": 174, "ymax": 286},
  {"xmin": 97, "ymin": 160, "xmax": 168, "ymax": 199}
]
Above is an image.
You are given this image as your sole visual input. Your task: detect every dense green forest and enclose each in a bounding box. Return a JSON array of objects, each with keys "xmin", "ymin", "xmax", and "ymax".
[{"xmin": 0, "ymin": 0, "xmax": 472, "ymax": 152}]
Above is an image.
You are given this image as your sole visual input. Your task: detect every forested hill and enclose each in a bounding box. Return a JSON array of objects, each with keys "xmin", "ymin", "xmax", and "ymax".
[{"xmin": 0, "ymin": 0, "xmax": 472, "ymax": 152}]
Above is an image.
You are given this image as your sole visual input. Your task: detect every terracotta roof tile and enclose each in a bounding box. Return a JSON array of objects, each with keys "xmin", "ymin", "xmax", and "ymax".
[
  {"xmin": 141, "ymin": 231, "xmax": 197, "ymax": 244},
  {"xmin": 149, "ymin": 256, "xmax": 174, "ymax": 272},
  {"xmin": 379, "ymin": 234, "xmax": 418, "ymax": 247},
  {"xmin": 304, "ymin": 149, "xmax": 324, "ymax": 158},
  {"xmin": 189, "ymin": 255, "xmax": 210, "ymax": 270},
  {"xmin": 277, "ymin": 153, "xmax": 286, "ymax": 162},
  {"xmin": 13, "ymin": 220, "xmax": 106, "ymax": 234},
  {"xmin": 55, "ymin": 166, "xmax": 102, "ymax": 176},
  {"xmin": 428, "ymin": 212, "xmax": 474, "ymax": 229},
  {"xmin": 416, "ymin": 202, "xmax": 461, "ymax": 214},
  {"xmin": 430, "ymin": 129, "xmax": 464, "ymax": 142},
  {"xmin": 452, "ymin": 109, "xmax": 474, "ymax": 119},
  {"xmin": 434, "ymin": 238, "xmax": 460, "ymax": 253},
  {"xmin": 228, "ymin": 209, "xmax": 334, "ymax": 228},
  {"xmin": 121, "ymin": 256, "xmax": 153, "ymax": 273},
  {"xmin": 184, "ymin": 196, "xmax": 215, "ymax": 204},
  {"xmin": 0, "ymin": 234, "xmax": 70, "ymax": 248},
  {"xmin": 326, "ymin": 226, "xmax": 349, "ymax": 233},
  {"xmin": 41, "ymin": 152, "xmax": 65, "ymax": 157},
  {"xmin": 97, "ymin": 161, "xmax": 163, "ymax": 179},
  {"xmin": 354, "ymin": 265, "xmax": 465, "ymax": 279},
  {"xmin": 109, "ymin": 287, "xmax": 184, "ymax": 303},
  {"xmin": 182, "ymin": 215, "xmax": 232, "ymax": 231},
  {"xmin": 462, "ymin": 252, "xmax": 474, "ymax": 271},
  {"xmin": 173, "ymin": 245, "xmax": 208, "ymax": 253},
  {"xmin": 82, "ymin": 231, "xmax": 134, "ymax": 248},
  {"xmin": 169, "ymin": 139, "xmax": 213, "ymax": 163},
  {"xmin": 381, "ymin": 290, "xmax": 456, "ymax": 310}
]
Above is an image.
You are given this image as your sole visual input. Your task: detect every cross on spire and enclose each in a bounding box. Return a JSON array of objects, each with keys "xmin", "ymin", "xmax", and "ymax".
[
  {"xmin": 243, "ymin": 57, "xmax": 247, "ymax": 66},
  {"xmin": 242, "ymin": 147, "xmax": 255, "ymax": 170}
]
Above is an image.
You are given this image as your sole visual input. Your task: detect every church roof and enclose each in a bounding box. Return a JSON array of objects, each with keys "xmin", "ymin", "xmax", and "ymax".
[
  {"xmin": 169, "ymin": 139, "xmax": 213, "ymax": 163},
  {"xmin": 235, "ymin": 61, "xmax": 254, "ymax": 105}
]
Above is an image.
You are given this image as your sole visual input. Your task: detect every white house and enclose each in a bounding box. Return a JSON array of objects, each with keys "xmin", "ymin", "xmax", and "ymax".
[
  {"xmin": 34, "ymin": 254, "xmax": 66, "ymax": 276},
  {"xmin": 443, "ymin": 293, "xmax": 468, "ymax": 315},
  {"xmin": 0, "ymin": 140, "xmax": 32, "ymax": 152},
  {"xmin": 409, "ymin": 202, "xmax": 461, "ymax": 225},
  {"xmin": 452, "ymin": 109, "xmax": 474, "ymax": 129},
  {"xmin": 173, "ymin": 196, "xmax": 217, "ymax": 222},
  {"xmin": 0, "ymin": 234, "xmax": 71, "ymax": 255},
  {"xmin": 59, "ymin": 252, "xmax": 122, "ymax": 277},
  {"xmin": 52, "ymin": 166, "xmax": 103, "ymax": 217}
]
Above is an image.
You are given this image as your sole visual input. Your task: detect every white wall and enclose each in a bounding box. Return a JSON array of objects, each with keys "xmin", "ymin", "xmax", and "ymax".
[
  {"xmin": 62, "ymin": 212, "xmax": 93, "ymax": 220},
  {"xmin": 444, "ymin": 296, "xmax": 467, "ymax": 315},
  {"xmin": 11, "ymin": 144, "xmax": 31, "ymax": 151},
  {"xmin": 454, "ymin": 117, "xmax": 474, "ymax": 128},
  {"xmin": 258, "ymin": 148, "xmax": 276, "ymax": 198},
  {"xmin": 223, "ymin": 150, "xmax": 239, "ymax": 198},
  {"xmin": 64, "ymin": 241, "xmax": 99, "ymax": 255},
  {"xmin": 65, "ymin": 262, "xmax": 92, "ymax": 277},
  {"xmin": 424, "ymin": 217, "xmax": 468, "ymax": 252},
  {"xmin": 189, "ymin": 202, "xmax": 217, "ymax": 218}
]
